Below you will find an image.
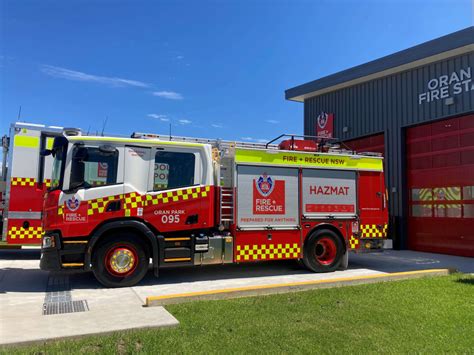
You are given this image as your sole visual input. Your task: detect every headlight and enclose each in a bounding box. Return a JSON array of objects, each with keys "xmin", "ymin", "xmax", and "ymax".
[{"xmin": 42, "ymin": 235, "xmax": 55, "ymax": 248}]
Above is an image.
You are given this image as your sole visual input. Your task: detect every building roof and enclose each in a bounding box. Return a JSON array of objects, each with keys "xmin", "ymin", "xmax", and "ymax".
[{"xmin": 285, "ymin": 26, "xmax": 474, "ymax": 102}]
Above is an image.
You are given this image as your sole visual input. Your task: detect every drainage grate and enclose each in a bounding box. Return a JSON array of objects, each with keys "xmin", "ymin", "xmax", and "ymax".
[
  {"xmin": 42, "ymin": 273, "xmax": 90, "ymax": 316},
  {"xmin": 43, "ymin": 300, "xmax": 89, "ymax": 315}
]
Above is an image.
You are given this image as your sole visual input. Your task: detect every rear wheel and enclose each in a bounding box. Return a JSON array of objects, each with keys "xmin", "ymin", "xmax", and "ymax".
[
  {"xmin": 92, "ymin": 234, "xmax": 149, "ymax": 288},
  {"xmin": 303, "ymin": 229, "xmax": 344, "ymax": 272}
]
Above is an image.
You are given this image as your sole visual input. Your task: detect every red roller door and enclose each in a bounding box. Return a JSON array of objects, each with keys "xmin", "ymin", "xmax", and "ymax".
[
  {"xmin": 407, "ymin": 114, "xmax": 474, "ymax": 257},
  {"xmin": 344, "ymin": 133, "xmax": 385, "ymax": 156}
]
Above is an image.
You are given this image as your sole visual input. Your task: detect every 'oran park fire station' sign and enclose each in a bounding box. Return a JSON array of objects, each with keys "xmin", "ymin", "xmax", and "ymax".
[{"xmin": 418, "ymin": 67, "xmax": 473, "ymax": 105}]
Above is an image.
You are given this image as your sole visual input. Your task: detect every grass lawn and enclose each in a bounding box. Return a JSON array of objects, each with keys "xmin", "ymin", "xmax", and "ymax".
[{"xmin": 6, "ymin": 274, "xmax": 474, "ymax": 354}]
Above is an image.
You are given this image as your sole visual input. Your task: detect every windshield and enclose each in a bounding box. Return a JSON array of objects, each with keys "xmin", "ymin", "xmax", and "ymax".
[{"xmin": 50, "ymin": 144, "xmax": 66, "ymax": 190}]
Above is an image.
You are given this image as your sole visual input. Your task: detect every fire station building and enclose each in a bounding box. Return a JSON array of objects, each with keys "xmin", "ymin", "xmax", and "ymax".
[{"xmin": 285, "ymin": 27, "xmax": 474, "ymax": 257}]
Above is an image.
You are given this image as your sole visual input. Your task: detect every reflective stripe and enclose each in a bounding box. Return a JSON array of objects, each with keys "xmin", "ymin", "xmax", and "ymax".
[
  {"xmin": 46, "ymin": 137, "xmax": 55, "ymax": 149},
  {"xmin": 84, "ymin": 186, "xmax": 212, "ymax": 217},
  {"xmin": 236, "ymin": 243, "xmax": 300, "ymax": 261},
  {"xmin": 164, "ymin": 258, "xmax": 191, "ymax": 262},
  {"xmin": 8, "ymin": 226, "xmax": 43, "ymax": 239},
  {"xmin": 14, "ymin": 135, "xmax": 40, "ymax": 148},
  {"xmin": 62, "ymin": 263, "xmax": 84, "ymax": 267},
  {"xmin": 11, "ymin": 177, "xmax": 36, "ymax": 186},
  {"xmin": 235, "ymin": 148, "xmax": 384, "ymax": 171},
  {"xmin": 360, "ymin": 224, "xmax": 388, "ymax": 238},
  {"xmin": 349, "ymin": 235, "xmax": 360, "ymax": 249}
]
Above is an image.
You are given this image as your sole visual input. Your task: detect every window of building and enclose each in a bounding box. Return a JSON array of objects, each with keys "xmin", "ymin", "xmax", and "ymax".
[
  {"xmin": 411, "ymin": 188, "xmax": 432, "ymax": 202},
  {"xmin": 463, "ymin": 204, "xmax": 474, "ymax": 218},
  {"xmin": 154, "ymin": 151, "xmax": 195, "ymax": 191},
  {"xmin": 463, "ymin": 186, "xmax": 474, "ymax": 200},
  {"xmin": 411, "ymin": 205, "xmax": 432, "ymax": 217},
  {"xmin": 434, "ymin": 204, "xmax": 462, "ymax": 218}
]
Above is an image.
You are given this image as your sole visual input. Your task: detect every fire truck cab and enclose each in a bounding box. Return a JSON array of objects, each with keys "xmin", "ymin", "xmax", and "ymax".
[{"xmin": 40, "ymin": 131, "xmax": 388, "ymax": 287}]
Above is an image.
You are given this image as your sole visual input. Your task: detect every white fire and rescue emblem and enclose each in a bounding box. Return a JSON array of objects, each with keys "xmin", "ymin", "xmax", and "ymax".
[
  {"xmin": 66, "ymin": 196, "xmax": 80, "ymax": 211},
  {"xmin": 255, "ymin": 173, "xmax": 274, "ymax": 197},
  {"xmin": 317, "ymin": 112, "xmax": 329, "ymax": 129}
]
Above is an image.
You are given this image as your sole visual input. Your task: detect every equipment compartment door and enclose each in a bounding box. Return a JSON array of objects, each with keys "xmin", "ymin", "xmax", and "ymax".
[
  {"xmin": 302, "ymin": 169, "xmax": 357, "ymax": 218},
  {"xmin": 236, "ymin": 165, "xmax": 299, "ymax": 229},
  {"xmin": 358, "ymin": 171, "xmax": 388, "ymax": 239}
]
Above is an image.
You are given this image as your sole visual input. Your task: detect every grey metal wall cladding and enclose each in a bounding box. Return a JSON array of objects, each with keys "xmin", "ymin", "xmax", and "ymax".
[{"xmin": 303, "ymin": 52, "xmax": 474, "ymax": 249}]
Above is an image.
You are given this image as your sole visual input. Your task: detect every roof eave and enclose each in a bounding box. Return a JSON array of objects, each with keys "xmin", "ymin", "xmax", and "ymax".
[{"xmin": 285, "ymin": 26, "xmax": 474, "ymax": 102}]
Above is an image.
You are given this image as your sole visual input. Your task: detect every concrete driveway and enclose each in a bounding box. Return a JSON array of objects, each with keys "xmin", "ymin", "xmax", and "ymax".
[{"xmin": 0, "ymin": 248, "xmax": 471, "ymax": 346}]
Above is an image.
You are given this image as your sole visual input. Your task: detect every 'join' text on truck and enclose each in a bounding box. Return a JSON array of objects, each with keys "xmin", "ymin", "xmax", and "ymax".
[{"xmin": 40, "ymin": 130, "xmax": 389, "ymax": 287}]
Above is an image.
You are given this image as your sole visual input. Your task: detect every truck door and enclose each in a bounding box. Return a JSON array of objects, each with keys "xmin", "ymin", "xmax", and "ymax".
[
  {"xmin": 59, "ymin": 144, "xmax": 125, "ymax": 237},
  {"xmin": 5, "ymin": 127, "xmax": 45, "ymax": 244},
  {"xmin": 143, "ymin": 146, "xmax": 214, "ymax": 232},
  {"xmin": 358, "ymin": 171, "xmax": 388, "ymax": 238}
]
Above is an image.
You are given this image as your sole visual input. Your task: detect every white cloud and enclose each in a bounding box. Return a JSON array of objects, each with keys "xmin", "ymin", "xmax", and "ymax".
[
  {"xmin": 176, "ymin": 55, "xmax": 184, "ymax": 60},
  {"xmin": 241, "ymin": 137, "xmax": 268, "ymax": 143},
  {"xmin": 147, "ymin": 114, "xmax": 170, "ymax": 122},
  {"xmin": 265, "ymin": 119, "xmax": 279, "ymax": 124},
  {"xmin": 152, "ymin": 91, "xmax": 183, "ymax": 100},
  {"xmin": 40, "ymin": 65, "xmax": 150, "ymax": 88},
  {"xmin": 178, "ymin": 119, "xmax": 192, "ymax": 125},
  {"xmin": 211, "ymin": 123, "xmax": 223, "ymax": 128}
]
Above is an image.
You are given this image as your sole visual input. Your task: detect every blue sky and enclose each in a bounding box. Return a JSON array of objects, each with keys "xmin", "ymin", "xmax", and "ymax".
[{"xmin": 0, "ymin": 0, "xmax": 471, "ymax": 143}]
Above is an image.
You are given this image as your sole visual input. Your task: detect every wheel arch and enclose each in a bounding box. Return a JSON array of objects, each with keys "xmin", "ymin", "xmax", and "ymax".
[
  {"xmin": 305, "ymin": 223, "xmax": 347, "ymax": 253},
  {"xmin": 85, "ymin": 218, "xmax": 161, "ymax": 276}
]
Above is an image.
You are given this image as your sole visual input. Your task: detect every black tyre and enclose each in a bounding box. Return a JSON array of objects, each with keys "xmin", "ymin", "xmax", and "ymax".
[
  {"xmin": 92, "ymin": 234, "xmax": 149, "ymax": 288},
  {"xmin": 303, "ymin": 229, "xmax": 344, "ymax": 272}
]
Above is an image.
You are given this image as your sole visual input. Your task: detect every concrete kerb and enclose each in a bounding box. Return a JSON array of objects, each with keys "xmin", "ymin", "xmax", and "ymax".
[
  {"xmin": 145, "ymin": 268, "xmax": 456, "ymax": 306},
  {"xmin": 0, "ymin": 318, "xmax": 179, "ymax": 349}
]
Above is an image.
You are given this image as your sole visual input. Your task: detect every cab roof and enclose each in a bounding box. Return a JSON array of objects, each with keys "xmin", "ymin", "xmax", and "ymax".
[{"xmin": 67, "ymin": 135, "xmax": 206, "ymax": 148}]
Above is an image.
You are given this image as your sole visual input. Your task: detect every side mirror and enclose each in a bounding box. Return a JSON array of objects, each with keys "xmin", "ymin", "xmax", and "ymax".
[{"xmin": 40, "ymin": 149, "xmax": 52, "ymax": 157}]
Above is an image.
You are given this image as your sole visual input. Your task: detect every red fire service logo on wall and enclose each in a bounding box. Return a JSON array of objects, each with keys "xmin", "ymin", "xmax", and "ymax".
[
  {"xmin": 253, "ymin": 173, "xmax": 285, "ymax": 214},
  {"xmin": 316, "ymin": 112, "xmax": 334, "ymax": 138}
]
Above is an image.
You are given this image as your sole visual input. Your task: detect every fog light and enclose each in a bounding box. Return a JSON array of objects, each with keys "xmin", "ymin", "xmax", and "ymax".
[
  {"xmin": 42, "ymin": 235, "xmax": 55, "ymax": 248},
  {"xmin": 365, "ymin": 242, "xmax": 372, "ymax": 249}
]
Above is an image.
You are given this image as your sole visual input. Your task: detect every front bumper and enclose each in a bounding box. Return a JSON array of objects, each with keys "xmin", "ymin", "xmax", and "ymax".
[
  {"xmin": 40, "ymin": 247, "xmax": 62, "ymax": 271},
  {"xmin": 40, "ymin": 231, "xmax": 62, "ymax": 271},
  {"xmin": 40, "ymin": 231, "xmax": 88, "ymax": 271}
]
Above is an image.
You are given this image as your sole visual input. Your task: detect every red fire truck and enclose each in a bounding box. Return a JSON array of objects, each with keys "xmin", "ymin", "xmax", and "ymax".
[
  {"xmin": 1, "ymin": 122, "xmax": 66, "ymax": 246},
  {"xmin": 40, "ymin": 130, "xmax": 388, "ymax": 287}
]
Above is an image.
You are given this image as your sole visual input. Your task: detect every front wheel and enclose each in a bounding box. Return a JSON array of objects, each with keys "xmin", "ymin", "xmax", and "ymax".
[
  {"xmin": 303, "ymin": 229, "xmax": 344, "ymax": 272},
  {"xmin": 92, "ymin": 234, "xmax": 149, "ymax": 288}
]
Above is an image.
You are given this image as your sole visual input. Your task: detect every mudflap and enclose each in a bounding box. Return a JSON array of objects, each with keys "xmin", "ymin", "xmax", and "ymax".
[{"xmin": 338, "ymin": 249, "xmax": 349, "ymax": 270}]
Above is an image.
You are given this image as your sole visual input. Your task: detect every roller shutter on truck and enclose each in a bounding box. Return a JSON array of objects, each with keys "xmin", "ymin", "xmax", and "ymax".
[
  {"xmin": 236, "ymin": 165, "xmax": 299, "ymax": 229},
  {"xmin": 302, "ymin": 169, "xmax": 357, "ymax": 218}
]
